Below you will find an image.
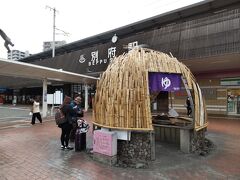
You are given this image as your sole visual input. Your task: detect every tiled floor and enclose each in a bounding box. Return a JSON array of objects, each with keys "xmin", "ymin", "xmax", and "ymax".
[{"xmin": 0, "ymin": 112, "xmax": 239, "ymax": 180}]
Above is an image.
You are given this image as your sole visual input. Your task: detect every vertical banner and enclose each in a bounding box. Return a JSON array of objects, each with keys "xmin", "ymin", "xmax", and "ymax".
[{"xmin": 148, "ymin": 72, "xmax": 181, "ymax": 92}]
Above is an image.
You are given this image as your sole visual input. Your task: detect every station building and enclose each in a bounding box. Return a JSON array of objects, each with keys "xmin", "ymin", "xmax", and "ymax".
[{"xmin": 1, "ymin": 0, "xmax": 240, "ymax": 116}]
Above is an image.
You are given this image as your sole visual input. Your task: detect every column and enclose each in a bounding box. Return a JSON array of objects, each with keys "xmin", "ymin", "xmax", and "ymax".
[
  {"xmin": 42, "ymin": 79, "xmax": 48, "ymax": 117},
  {"xmin": 84, "ymin": 84, "xmax": 89, "ymax": 111},
  {"xmin": 180, "ymin": 129, "xmax": 191, "ymax": 153}
]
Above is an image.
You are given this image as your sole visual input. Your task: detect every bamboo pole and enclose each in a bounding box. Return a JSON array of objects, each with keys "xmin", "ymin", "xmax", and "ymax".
[{"xmin": 93, "ymin": 48, "xmax": 207, "ymax": 131}]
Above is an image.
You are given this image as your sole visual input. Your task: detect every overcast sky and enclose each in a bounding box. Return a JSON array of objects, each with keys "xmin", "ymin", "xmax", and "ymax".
[{"xmin": 0, "ymin": 0, "xmax": 203, "ymax": 58}]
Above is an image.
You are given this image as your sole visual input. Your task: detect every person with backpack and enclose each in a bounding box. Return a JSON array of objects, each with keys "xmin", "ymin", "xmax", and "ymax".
[
  {"xmin": 69, "ymin": 96, "xmax": 84, "ymax": 142},
  {"xmin": 58, "ymin": 96, "xmax": 76, "ymax": 150}
]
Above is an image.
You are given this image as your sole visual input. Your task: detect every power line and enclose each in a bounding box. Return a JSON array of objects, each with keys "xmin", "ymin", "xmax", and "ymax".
[{"xmin": 55, "ymin": 28, "xmax": 70, "ymax": 37}]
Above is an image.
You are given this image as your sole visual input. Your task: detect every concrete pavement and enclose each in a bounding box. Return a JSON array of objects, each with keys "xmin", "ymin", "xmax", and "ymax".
[
  {"xmin": 0, "ymin": 111, "xmax": 240, "ymax": 179},
  {"xmin": 0, "ymin": 104, "xmax": 53, "ymax": 129},
  {"xmin": 0, "ymin": 105, "xmax": 31, "ymax": 126}
]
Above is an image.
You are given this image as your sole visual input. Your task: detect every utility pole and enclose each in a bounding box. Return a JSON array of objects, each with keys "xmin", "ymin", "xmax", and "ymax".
[{"xmin": 46, "ymin": 6, "xmax": 58, "ymax": 58}]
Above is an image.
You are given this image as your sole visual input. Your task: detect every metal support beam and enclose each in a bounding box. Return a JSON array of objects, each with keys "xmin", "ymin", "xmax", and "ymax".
[
  {"xmin": 42, "ymin": 79, "xmax": 48, "ymax": 117},
  {"xmin": 84, "ymin": 84, "xmax": 89, "ymax": 111}
]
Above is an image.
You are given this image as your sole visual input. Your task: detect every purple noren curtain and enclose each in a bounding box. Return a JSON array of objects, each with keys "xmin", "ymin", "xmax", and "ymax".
[{"xmin": 148, "ymin": 72, "xmax": 181, "ymax": 92}]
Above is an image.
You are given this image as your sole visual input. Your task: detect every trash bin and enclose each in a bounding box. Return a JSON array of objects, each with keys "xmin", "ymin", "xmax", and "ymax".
[{"xmin": 75, "ymin": 128, "xmax": 86, "ymax": 151}]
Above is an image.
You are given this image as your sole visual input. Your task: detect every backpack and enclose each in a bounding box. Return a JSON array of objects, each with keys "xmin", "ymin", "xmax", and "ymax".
[
  {"xmin": 77, "ymin": 119, "xmax": 90, "ymax": 133},
  {"xmin": 55, "ymin": 108, "xmax": 67, "ymax": 125}
]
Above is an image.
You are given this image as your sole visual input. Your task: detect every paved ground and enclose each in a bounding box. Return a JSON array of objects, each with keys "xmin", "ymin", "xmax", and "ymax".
[
  {"xmin": 0, "ymin": 105, "xmax": 53, "ymax": 129},
  {"xmin": 0, "ymin": 105, "xmax": 31, "ymax": 126},
  {"xmin": 0, "ymin": 110, "xmax": 240, "ymax": 179}
]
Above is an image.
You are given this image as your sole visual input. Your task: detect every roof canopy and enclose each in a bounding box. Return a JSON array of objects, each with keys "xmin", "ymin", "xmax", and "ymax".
[{"xmin": 0, "ymin": 58, "xmax": 98, "ymax": 88}]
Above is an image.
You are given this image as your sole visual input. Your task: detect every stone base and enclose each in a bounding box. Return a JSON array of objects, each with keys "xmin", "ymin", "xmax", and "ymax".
[
  {"xmin": 180, "ymin": 128, "xmax": 207, "ymax": 153},
  {"xmin": 92, "ymin": 152, "xmax": 117, "ymax": 166},
  {"xmin": 117, "ymin": 132, "xmax": 152, "ymax": 161},
  {"xmin": 117, "ymin": 131, "xmax": 153, "ymax": 167},
  {"xmin": 191, "ymin": 128, "xmax": 208, "ymax": 153}
]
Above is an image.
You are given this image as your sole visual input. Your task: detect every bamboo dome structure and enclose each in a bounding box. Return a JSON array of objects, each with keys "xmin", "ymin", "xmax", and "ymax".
[{"xmin": 93, "ymin": 48, "xmax": 207, "ymax": 131}]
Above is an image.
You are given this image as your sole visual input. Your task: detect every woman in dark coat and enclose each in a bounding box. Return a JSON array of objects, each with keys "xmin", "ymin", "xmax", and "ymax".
[
  {"xmin": 59, "ymin": 96, "xmax": 75, "ymax": 150},
  {"xmin": 186, "ymin": 97, "xmax": 192, "ymax": 117}
]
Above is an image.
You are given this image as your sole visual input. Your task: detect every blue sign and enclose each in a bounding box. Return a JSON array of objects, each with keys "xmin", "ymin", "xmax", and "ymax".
[
  {"xmin": 0, "ymin": 88, "xmax": 7, "ymax": 93},
  {"xmin": 148, "ymin": 72, "xmax": 181, "ymax": 92}
]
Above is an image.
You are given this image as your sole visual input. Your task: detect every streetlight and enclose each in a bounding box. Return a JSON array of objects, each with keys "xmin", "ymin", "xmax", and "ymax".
[
  {"xmin": 46, "ymin": 6, "xmax": 57, "ymax": 58},
  {"xmin": 46, "ymin": 6, "xmax": 70, "ymax": 58}
]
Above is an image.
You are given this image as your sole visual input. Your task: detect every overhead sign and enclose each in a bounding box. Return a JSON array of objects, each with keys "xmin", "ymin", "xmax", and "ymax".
[
  {"xmin": 220, "ymin": 78, "xmax": 240, "ymax": 86},
  {"xmin": 0, "ymin": 87, "xmax": 7, "ymax": 93},
  {"xmin": 148, "ymin": 72, "xmax": 181, "ymax": 92}
]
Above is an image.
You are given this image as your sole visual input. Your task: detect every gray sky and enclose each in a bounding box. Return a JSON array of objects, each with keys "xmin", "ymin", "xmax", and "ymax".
[{"xmin": 0, "ymin": 0, "xmax": 203, "ymax": 58}]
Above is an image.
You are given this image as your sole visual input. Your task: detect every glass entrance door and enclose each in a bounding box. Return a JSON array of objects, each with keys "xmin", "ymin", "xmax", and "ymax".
[
  {"xmin": 227, "ymin": 89, "xmax": 240, "ymax": 115},
  {"xmin": 237, "ymin": 96, "xmax": 240, "ymax": 114}
]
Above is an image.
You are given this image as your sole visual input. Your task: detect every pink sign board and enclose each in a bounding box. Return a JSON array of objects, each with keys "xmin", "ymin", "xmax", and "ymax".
[{"xmin": 93, "ymin": 130, "xmax": 117, "ymax": 156}]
